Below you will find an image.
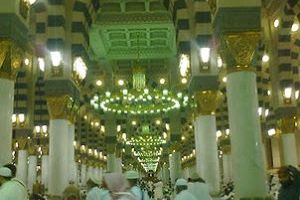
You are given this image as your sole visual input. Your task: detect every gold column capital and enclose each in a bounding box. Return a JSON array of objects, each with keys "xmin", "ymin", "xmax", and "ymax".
[
  {"xmin": 42, "ymin": 145, "xmax": 49, "ymax": 155},
  {"xmin": 28, "ymin": 144, "xmax": 37, "ymax": 156},
  {"xmin": 46, "ymin": 95, "xmax": 79, "ymax": 122},
  {"xmin": 221, "ymin": 32, "xmax": 260, "ymax": 73},
  {"xmin": 277, "ymin": 116, "xmax": 297, "ymax": 134},
  {"xmin": 194, "ymin": 90, "xmax": 223, "ymax": 116},
  {"xmin": 18, "ymin": 138, "xmax": 28, "ymax": 150},
  {"xmin": 0, "ymin": 39, "xmax": 23, "ymax": 80}
]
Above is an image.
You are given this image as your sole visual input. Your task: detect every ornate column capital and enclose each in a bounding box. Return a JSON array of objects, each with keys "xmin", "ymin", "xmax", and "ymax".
[
  {"xmin": 17, "ymin": 137, "xmax": 28, "ymax": 150},
  {"xmin": 277, "ymin": 116, "xmax": 297, "ymax": 134},
  {"xmin": 42, "ymin": 145, "xmax": 49, "ymax": 155},
  {"xmin": 46, "ymin": 95, "xmax": 79, "ymax": 122},
  {"xmin": 194, "ymin": 90, "xmax": 223, "ymax": 116},
  {"xmin": 220, "ymin": 32, "xmax": 260, "ymax": 73},
  {"xmin": 28, "ymin": 144, "xmax": 37, "ymax": 156},
  {"xmin": 0, "ymin": 39, "xmax": 23, "ymax": 80}
]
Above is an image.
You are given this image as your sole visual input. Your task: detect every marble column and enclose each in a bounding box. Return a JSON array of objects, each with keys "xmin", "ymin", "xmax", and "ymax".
[
  {"xmin": 222, "ymin": 153, "xmax": 233, "ymax": 184},
  {"xmin": 0, "ymin": 40, "xmax": 22, "ymax": 166},
  {"xmin": 68, "ymin": 123, "xmax": 77, "ymax": 181},
  {"xmin": 169, "ymin": 151, "xmax": 182, "ymax": 184},
  {"xmin": 278, "ymin": 117, "xmax": 298, "ymax": 166},
  {"xmin": 41, "ymin": 154, "xmax": 49, "ymax": 189},
  {"xmin": 27, "ymin": 154, "xmax": 37, "ymax": 192},
  {"xmin": 270, "ymin": 137, "xmax": 281, "ymax": 168},
  {"xmin": 87, "ymin": 164, "xmax": 94, "ymax": 180},
  {"xmin": 80, "ymin": 163, "xmax": 87, "ymax": 186},
  {"xmin": 107, "ymin": 153, "xmax": 116, "ymax": 172},
  {"xmin": 162, "ymin": 163, "xmax": 170, "ymax": 184},
  {"xmin": 16, "ymin": 138, "xmax": 28, "ymax": 184},
  {"xmin": 115, "ymin": 157, "xmax": 122, "ymax": 173},
  {"xmin": 48, "ymin": 119, "xmax": 69, "ymax": 196},
  {"xmin": 194, "ymin": 91, "xmax": 221, "ymax": 194}
]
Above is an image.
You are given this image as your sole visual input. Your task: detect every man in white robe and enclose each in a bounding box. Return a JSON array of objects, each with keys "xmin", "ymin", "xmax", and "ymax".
[
  {"xmin": 174, "ymin": 178, "xmax": 197, "ymax": 200},
  {"xmin": 0, "ymin": 166, "xmax": 29, "ymax": 200},
  {"xmin": 188, "ymin": 173, "xmax": 212, "ymax": 200},
  {"xmin": 125, "ymin": 170, "xmax": 149, "ymax": 200}
]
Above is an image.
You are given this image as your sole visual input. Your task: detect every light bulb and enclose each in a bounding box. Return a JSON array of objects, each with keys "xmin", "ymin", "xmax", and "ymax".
[
  {"xmin": 50, "ymin": 51, "xmax": 62, "ymax": 67},
  {"xmin": 200, "ymin": 48, "xmax": 210, "ymax": 63}
]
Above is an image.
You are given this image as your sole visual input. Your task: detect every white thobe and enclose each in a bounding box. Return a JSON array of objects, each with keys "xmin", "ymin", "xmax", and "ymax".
[{"xmin": 0, "ymin": 178, "xmax": 28, "ymax": 200}]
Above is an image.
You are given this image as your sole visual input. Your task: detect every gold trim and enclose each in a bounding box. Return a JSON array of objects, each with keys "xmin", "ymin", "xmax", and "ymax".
[
  {"xmin": 194, "ymin": 90, "xmax": 223, "ymax": 116},
  {"xmin": 28, "ymin": 144, "xmax": 37, "ymax": 155},
  {"xmin": 46, "ymin": 95, "xmax": 79, "ymax": 122},
  {"xmin": 278, "ymin": 117, "xmax": 297, "ymax": 134},
  {"xmin": 0, "ymin": 39, "xmax": 23, "ymax": 80},
  {"xmin": 223, "ymin": 32, "xmax": 260, "ymax": 74},
  {"xmin": 42, "ymin": 145, "xmax": 49, "ymax": 155},
  {"xmin": 18, "ymin": 138, "xmax": 28, "ymax": 150}
]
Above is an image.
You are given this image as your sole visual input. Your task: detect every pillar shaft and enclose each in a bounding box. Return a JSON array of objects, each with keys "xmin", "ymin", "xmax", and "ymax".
[
  {"xmin": 28, "ymin": 155, "xmax": 37, "ymax": 192},
  {"xmin": 68, "ymin": 124, "xmax": 76, "ymax": 181},
  {"xmin": 48, "ymin": 119, "xmax": 69, "ymax": 196},
  {"xmin": 115, "ymin": 157, "xmax": 122, "ymax": 173},
  {"xmin": 222, "ymin": 153, "xmax": 232, "ymax": 184},
  {"xmin": 226, "ymin": 71, "xmax": 268, "ymax": 198},
  {"xmin": 281, "ymin": 133, "xmax": 298, "ymax": 166},
  {"xmin": 194, "ymin": 115, "xmax": 220, "ymax": 194},
  {"xmin": 16, "ymin": 150, "xmax": 28, "ymax": 184},
  {"xmin": 0, "ymin": 79, "xmax": 14, "ymax": 165},
  {"xmin": 80, "ymin": 164, "xmax": 87, "ymax": 186},
  {"xmin": 107, "ymin": 153, "xmax": 116, "ymax": 172},
  {"xmin": 169, "ymin": 152, "xmax": 181, "ymax": 184},
  {"xmin": 41, "ymin": 155, "xmax": 49, "ymax": 189}
]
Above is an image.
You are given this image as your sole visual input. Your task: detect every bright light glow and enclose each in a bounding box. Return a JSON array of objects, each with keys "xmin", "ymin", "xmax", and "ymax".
[
  {"xmin": 292, "ymin": 23, "xmax": 299, "ymax": 32},
  {"xmin": 265, "ymin": 109, "xmax": 269, "ymax": 117},
  {"xmin": 216, "ymin": 130, "xmax": 222, "ymax": 138},
  {"xmin": 101, "ymin": 125, "xmax": 105, "ymax": 132},
  {"xmin": 268, "ymin": 128, "xmax": 276, "ymax": 136},
  {"xmin": 117, "ymin": 125, "xmax": 121, "ymax": 132},
  {"xmin": 222, "ymin": 77, "xmax": 227, "ymax": 83},
  {"xmin": 122, "ymin": 133, "xmax": 126, "ymax": 140},
  {"xmin": 274, "ymin": 19, "xmax": 280, "ymax": 28},
  {"xmin": 165, "ymin": 123, "xmax": 170, "ymax": 131},
  {"xmin": 155, "ymin": 120, "xmax": 161, "ymax": 125},
  {"xmin": 159, "ymin": 78, "xmax": 166, "ymax": 85},
  {"xmin": 283, "ymin": 87, "xmax": 292, "ymax": 99},
  {"xmin": 258, "ymin": 107, "xmax": 262, "ymax": 116},
  {"xmin": 132, "ymin": 120, "xmax": 137, "ymax": 126},
  {"xmin": 118, "ymin": 79, "xmax": 124, "ymax": 86},
  {"xmin": 181, "ymin": 136, "xmax": 185, "ymax": 141},
  {"xmin": 18, "ymin": 113, "xmax": 25, "ymax": 123},
  {"xmin": 50, "ymin": 51, "xmax": 62, "ymax": 67},
  {"xmin": 96, "ymin": 80, "xmax": 102, "ymax": 86},
  {"xmin": 42, "ymin": 125, "xmax": 47, "ymax": 133},
  {"xmin": 84, "ymin": 115, "xmax": 88, "ymax": 120},
  {"xmin": 200, "ymin": 48, "xmax": 210, "ymax": 63},
  {"xmin": 262, "ymin": 54, "xmax": 269, "ymax": 62},
  {"xmin": 217, "ymin": 56, "xmax": 223, "ymax": 68},
  {"xmin": 179, "ymin": 54, "xmax": 190, "ymax": 77},
  {"xmin": 95, "ymin": 122, "xmax": 100, "ymax": 127},
  {"xmin": 35, "ymin": 126, "xmax": 41, "ymax": 133},
  {"xmin": 295, "ymin": 90, "xmax": 299, "ymax": 99},
  {"xmin": 12, "ymin": 114, "xmax": 17, "ymax": 123},
  {"xmin": 73, "ymin": 57, "xmax": 87, "ymax": 80},
  {"xmin": 37, "ymin": 58, "xmax": 45, "ymax": 72},
  {"xmin": 181, "ymin": 78, "xmax": 187, "ymax": 84},
  {"xmin": 28, "ymin": 0, "xmax": 37, "ymax": 5},
  {"xmin": 225, "ymin": 129, "xmax": 230, "ymax": 135},
  {"xmin": 267, "ymin": 90, "xmax": 271, "ymax": 96},
  {"xmin": 24, "ymin": 58, "xmax": 30, "ymax": 66},
  {"xmin": 163, "ymin": 132, "xmax": 167, "ymax": 139}
]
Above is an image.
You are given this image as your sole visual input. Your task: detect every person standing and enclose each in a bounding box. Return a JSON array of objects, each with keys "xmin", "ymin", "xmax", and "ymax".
[
  {"xmin": 86, "ymin": 176, "xmax": 102, "ymax": 200},
  {"xmin": 125, "ymin": 170, "xmax": 149, "ymax": 200},
  {"xmin": 188, "ymin": 173, "xmax": 212, "ymax": 200},
  {"xmin": 174, "ymin": 178, "xmax": 197, "ymax": 200},
  {"xmin": 63, "ymin": 180, "xmax": 81, "ymax": 200},
  {"xmin": 0, "ymin": 166, "xmax": 29, "ymax": 200},
  {"xmin": 277, "ymin": 165, "xmax": 300, "ymax": 200}
]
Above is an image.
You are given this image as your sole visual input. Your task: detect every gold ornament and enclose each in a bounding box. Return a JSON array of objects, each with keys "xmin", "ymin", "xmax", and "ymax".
[
  {"xmin": 28, "ymin": 144, "xmax": 37, "ymax": 155},
  {"xmin": 0, "ymin": 39, "xmax": 23, "ymax": 80},
  {"xmin": 46, "ymin": 95, "xmax": 79, "ymax": 122},
  {"xmin": 194, "ymin": 90, "xmax": 223, "ymax": 116},
  {"xmin": 224, "ymin": 32, "xmax": 260, "ymax": 73},
  {"xmin": 42, "ymin": 146, "xmax": 49, "ymax": 155},
  {"xmin": 18, "ymin": 138, "xmax": 28, "ymax": 150},
  {"xmin": 278, "ymin": 117, "xmax": 297, "ymax": 134}
]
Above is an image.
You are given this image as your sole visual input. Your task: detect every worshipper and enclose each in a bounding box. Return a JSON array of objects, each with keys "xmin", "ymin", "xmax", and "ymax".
[
  {"xmin": 277, "ymin": 165, "xmax": 300, "ymax": 200},
  {"xmin": 86, "ymin": 176, "xmax": 102, "ymax": 200},
  {"xmin": 63, "ymin": 180, "xmax": 81, "ymax": 200},
  {"xmin": 102, "ymin": 172, "xmax": 136, "ymax": 200},
  {"xmin": 125, "ymin": 170, "xmax": 149, "ymax": 200},
  {"xmin": 31, "ymin": 179, "xmax": 46, "ymax": 200},
  {"xmin": 0, "ymin": 166, "xmax": 29, "ymax": 200},
  {"xmin": 174, "ymin": 178, "xmax": 197, "ymax": 200},
  {"xmin": 188, "ymin": 173, "xmax": 212, "ymax": 200}
]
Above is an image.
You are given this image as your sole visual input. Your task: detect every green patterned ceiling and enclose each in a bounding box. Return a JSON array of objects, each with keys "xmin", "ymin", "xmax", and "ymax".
[{"xmin": 89, "ymin": 1, "xmax": 176, "ymax": 60}]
